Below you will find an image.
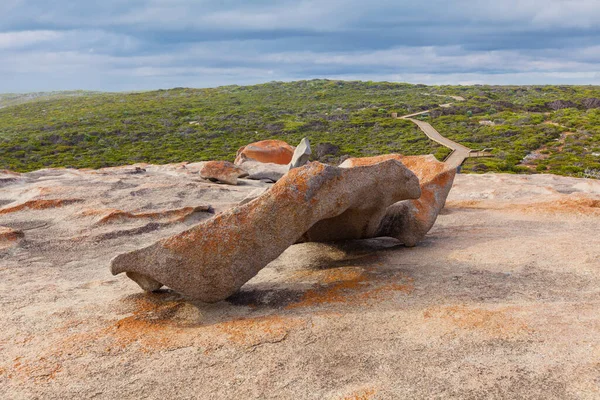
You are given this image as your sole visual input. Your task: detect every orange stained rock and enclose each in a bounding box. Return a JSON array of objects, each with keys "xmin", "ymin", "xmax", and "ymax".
[
  {"xmin": 10, "ymin": 357, "xmax": 62, "ymax": 383},
  {"xmin": 234, "ymin": 139, "xmax": 295, "ymax": 165},
  {"xmin": 214, "ymin": 315, "xmax": 305, "ymax": 346},
  {"xmin": 341, "ymin": 388, "xmax": 377, "ymax": 400},
  {"xmin": 448, "ymin": 195, "xmax": 600, "ymax": 215},
  {"xmin": 0, "ymin": 198, "xmax": 83, "ymax": 215},
  {"xmin": 88, "ymin": 205, "xmax": 211, "ymax": 225},
  {"xmin": 422, "ymin": 305, "xmax": 532, "ymax": 339},
  {"xmin": 200, "ymin": 160, "xmax": 247, "ymax": 184},
  {"xmin": 0, "ymin": 226, "xmax": 24, "ymax": 242},
  {"xmin": 287, "ymin": 266, "xmax": 414, "ymax": 309}
]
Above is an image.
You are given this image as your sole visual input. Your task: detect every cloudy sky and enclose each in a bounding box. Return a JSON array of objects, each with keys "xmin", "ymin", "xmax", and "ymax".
[{"xmin": 2, "ymin": 0, "xmax": 600, "ymax": 92}]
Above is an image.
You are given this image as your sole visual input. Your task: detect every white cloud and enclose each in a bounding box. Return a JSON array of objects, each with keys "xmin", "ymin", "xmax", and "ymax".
[
  {"xmin": 2, "ymin": 0, "xmax": 600, "ymax": 91},
  {"xmin": 0, "ymin": 30, "xmax": 62, "ymax": 49}
]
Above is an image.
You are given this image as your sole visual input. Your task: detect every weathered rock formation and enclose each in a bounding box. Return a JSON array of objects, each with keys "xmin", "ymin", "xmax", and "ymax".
[
  {"xmin": 110, "ymin": 160, "xmax": 421, "ymax": 302},
  {"xmin": 340, "ymin": 154, "xmax": 456, "ymax": 246},
  {"xmin": 200, "ymin": 161, "xmax": 248, "ymax": 185},
  {"xmin": 234, "ymin": 140, "xmax": 295, "ymax": 165},
  {"xmin": 289, "ymin": 137, "xmax": 312, "ymax": 169}
]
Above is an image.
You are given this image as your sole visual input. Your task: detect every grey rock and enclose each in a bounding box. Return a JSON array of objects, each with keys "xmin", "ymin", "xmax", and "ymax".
[
  {"xmin": 238, "ymin": 160, "xmax": 289, "ymax": 182},
  {"xmin": 288, "ymin": 137, "xmax": 312, "ymax": 170}
]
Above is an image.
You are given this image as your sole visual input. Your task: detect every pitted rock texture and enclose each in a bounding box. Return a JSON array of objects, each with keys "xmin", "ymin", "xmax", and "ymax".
[
  {"xmin": 234, "ymin": 139, "xmax": 295, "ymax": 165},
  {"xmin": 340, "ymin": 154, "xmax": 456, "ymax": 246},
  {"xmin": 199, "ymin": 160, "xmax": 248, "ymax": 185},
  {"xmin": 110, "ymin": 160, "xmax": 421, "ymax": 302}
]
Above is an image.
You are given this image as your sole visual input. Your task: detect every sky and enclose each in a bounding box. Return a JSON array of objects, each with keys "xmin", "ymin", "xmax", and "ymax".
[{"xmin": 2, "ymin": 0, "xmax": 600, "ymax": 92}]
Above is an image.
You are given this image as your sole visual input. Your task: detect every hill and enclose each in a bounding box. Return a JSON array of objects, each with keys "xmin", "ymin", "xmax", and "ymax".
[
  {"xmin": 0, "ymin": 80, "xmax": 599, "ymax": 177},
  {"xmin": 0, "ymin": 91, "xmax": 100, "ymax": 109}
]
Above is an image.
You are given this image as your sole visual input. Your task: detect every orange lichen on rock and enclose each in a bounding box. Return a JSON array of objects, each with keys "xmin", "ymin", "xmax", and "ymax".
[
  {"xmin": 341, "ymin": 388, "xmax": 377, "ymax": 400},
  {"xmin": 90, "ymin": 205, "xmax": 211, "ymax": 225},
  {"xmin": 200, "ymin": 160, "xmax": 248, "ymax": 185},
  {"xmin": 531, "ymin": 196, "xmax": 600, "ymax": 215},
  {"xmin": 214, "ymin": 315, "xmax": 305, "ymax": 346},
  {"xmin": 0, "ymin": 198, "xmax": 82, "ymax": 215},
  {"xmin": 423, "ymin": 305, "xmax": 532, "ymax": 339},
  {"xmin": 288, "ymin": 267, "xmax": 414, "ymax": 309},
  {"xmin": 448, "ymin": 194, "xmax": 600, "ymax": 216},
  {"xmin": 234, "ymin": 139, "xmax": 295, "ymax": 165},
  {"xmin": 23, "ymin": 295, "xmax": 307, "ymax": 364},
  {"xmin": 0, "ymin": 226, "xmax": 24, "ymax": 247},
  {"xmin": 10, "ymin": 357, "xmax": 63, "ymax": 383}
]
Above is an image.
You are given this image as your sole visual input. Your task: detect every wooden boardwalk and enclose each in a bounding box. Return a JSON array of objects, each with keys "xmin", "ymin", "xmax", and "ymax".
[{"xmin": 396, "ymin": 106, "xmax": 492, "ymax": 168}]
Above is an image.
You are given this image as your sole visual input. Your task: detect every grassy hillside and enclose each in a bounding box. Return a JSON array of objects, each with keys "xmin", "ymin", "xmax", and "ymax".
[
  {"xmin": 0, "ymin": 80, "xmax": 599, "ymax": 177},
  {"xmin": 0, "ymin": 91, "xmax": 100, "ymax": 109}
]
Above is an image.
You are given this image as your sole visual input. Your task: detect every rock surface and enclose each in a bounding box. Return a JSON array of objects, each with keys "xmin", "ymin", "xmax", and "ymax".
[
  {"xmin": 340, "ymin": 154, "xmax": 456, "ymax": 246},
  {"xmin": 0, "ymin": 226, "xmax": 24, "ymax": 250},
  {"xmin": 234, "ymin": 139, "xmax": 295, "ymax": 165},
  {"xmin": 236, "ymin": 159, "xmax": 289, "ymax": 182},
  {"xmin": 288, "ymin": 137, "xmax": 312, "ymax": 169},
  {"xmin": 200, "ymin": 160, "xmax": 248, "ymax": 185},
  {"xmin": 110, "ymin": 160, "xmax": 421, "ymax": 302},
  {"xmin": 2, "ymin": 164, "xmax": 600, "ymax": 399}
]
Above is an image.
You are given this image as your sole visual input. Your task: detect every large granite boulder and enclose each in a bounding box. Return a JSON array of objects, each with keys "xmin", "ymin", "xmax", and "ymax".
[
  {"xmin": 110, "ymin": 160, "xmax": 421, "ymax": 302},
  {"xmin": 200, "ymin": 161, "xmax": 248, "ymax": 185},
  {"xmin": 234, "ymin": 140, "xmax": 295, "ymax": 165},
  {"xmin": 340, "ymin": 154, "xmax": 456, "ymax": 246}
]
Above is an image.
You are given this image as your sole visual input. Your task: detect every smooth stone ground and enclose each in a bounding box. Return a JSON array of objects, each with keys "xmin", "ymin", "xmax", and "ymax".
[{"xmin": 2, "ymin": 164, "xmax": 600, "ymax": 399}]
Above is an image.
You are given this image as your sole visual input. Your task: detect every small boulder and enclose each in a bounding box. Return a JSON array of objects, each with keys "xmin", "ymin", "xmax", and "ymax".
[
  {"xmin": 200, "ymin": 161, "xmax": 248, "ymax": 185},
  {"xmin": 289, "ymin": 137, "xmax": 312, "ymax": 170},
  {"xmin": 234, "ymin": 140, "xmax": 295, "ymax": 165}
]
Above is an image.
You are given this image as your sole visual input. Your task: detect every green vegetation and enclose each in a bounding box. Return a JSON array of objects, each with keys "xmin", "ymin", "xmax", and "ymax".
[
  {"xmin": 1, "ymin": 80, "xmax": 599, "ymax": 177},
  {"xmin": 0, "ymin": 91, "xmax": 100, "ymax": 109}
]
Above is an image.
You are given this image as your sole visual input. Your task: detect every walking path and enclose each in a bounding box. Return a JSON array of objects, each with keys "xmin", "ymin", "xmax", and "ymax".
[{"xmin": 395, "ymin": 100, "xmax": 492, "ymax": 168}]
